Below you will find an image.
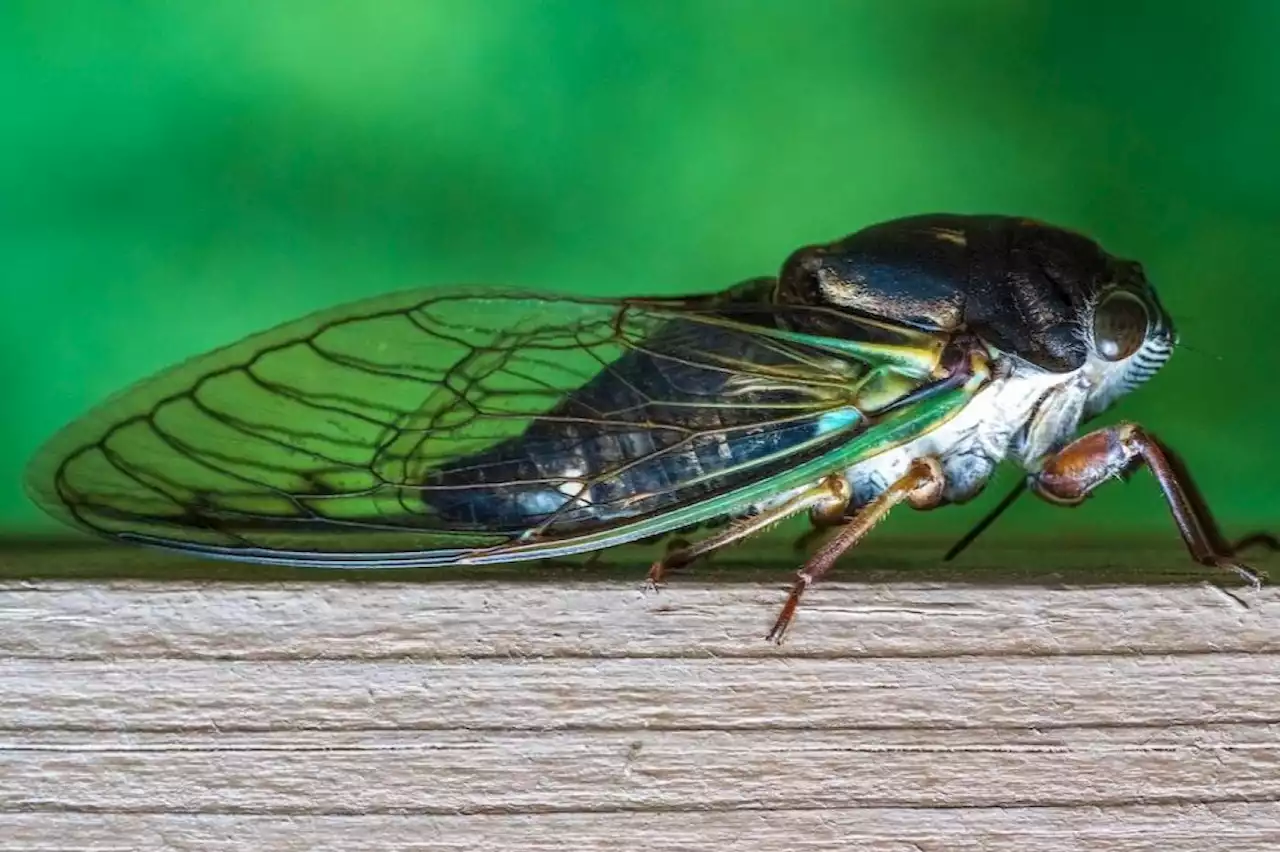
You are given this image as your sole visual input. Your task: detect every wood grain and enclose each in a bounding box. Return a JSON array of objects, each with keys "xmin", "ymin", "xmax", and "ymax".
[{"xmin": 0, "ymin": 543, "xmax": 1278, "ymax": 850}]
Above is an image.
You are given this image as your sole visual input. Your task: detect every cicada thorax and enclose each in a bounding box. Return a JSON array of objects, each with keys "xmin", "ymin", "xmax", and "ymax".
[{"xmin": 773, "ymin": 213, "xmax": 1136, "ymax": 374}]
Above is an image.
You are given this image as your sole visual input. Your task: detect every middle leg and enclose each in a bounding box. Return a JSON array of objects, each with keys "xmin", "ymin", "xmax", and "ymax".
[{"xmin": 767, "ymin": 456, "xmax": 947, "ymax": 643}]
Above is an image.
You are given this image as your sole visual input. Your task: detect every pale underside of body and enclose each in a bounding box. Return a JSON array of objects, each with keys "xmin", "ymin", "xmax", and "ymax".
[{"xmin": 757, "ymin": 359, "xmax": 1085, "ymax": 520}]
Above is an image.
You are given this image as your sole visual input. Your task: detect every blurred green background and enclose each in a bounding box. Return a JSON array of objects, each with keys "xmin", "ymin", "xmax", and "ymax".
[{"xmin": 3, "ymin": 0, "xmax": 1278, "ymax": 548}]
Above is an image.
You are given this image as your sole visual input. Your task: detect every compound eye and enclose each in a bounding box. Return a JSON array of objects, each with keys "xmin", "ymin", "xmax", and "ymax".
[{"xmin": 1092, "ymin": 291, "xmax": 1149, "ymax": 362}]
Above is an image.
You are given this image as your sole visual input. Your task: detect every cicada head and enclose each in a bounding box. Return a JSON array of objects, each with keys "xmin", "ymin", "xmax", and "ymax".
[
  {"xmin": 1077, "ymin": 256, "xmax": 1176, "ymax": 418},
  {"xmin": 772, "ymin": 214, "xmax": 1176, "ymax": 413}
]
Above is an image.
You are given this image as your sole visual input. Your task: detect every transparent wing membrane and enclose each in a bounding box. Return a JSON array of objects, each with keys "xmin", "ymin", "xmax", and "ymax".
[{"xmin": 26, "ymin": 287, "xmax": 966, "ymax": 566}]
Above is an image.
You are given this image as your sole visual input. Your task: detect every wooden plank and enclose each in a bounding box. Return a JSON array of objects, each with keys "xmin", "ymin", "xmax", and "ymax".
[
  {"xmin": 4, "ymin": 724, "xmax": 1280, "ymax": 812},
  {"xmin": 0, "ymin": 543, "xmax": 1277, "ymax": 850},
  {"xmin": 1, "ymin": 653, "xmax": 1279, "ymax": 732},
  {"xmin": 3, "ymin": 806, "xmax": 1280, "ymax": 852},
  {"xmin": 0, "ymin": 579, "xmax": 1276, "ymax": 659}
]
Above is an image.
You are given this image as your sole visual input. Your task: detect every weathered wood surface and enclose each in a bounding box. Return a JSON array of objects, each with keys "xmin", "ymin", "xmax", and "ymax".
[{"xmin": 0, "ymin": 542, "xmax": 1278, "ymax": 850}]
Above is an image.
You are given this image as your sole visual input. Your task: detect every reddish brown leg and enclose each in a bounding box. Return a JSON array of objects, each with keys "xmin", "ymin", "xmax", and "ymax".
[
  {"xmin": 1031, "ymin": 422, "xmax": 1263, "ymax": 587},
  {"xmin": 1232, "ymin": 533, "xmax": 1280, "ymax": 555},
  {"xmin": 1157, "ymin": 444, "xmax": 1279, "ymax": 560},
  {"xmin": 538, "ymin": 550, "xmax": 609, "ymax": 572},
  {"xmin": 647, "ymin": 475, "xmax": 852, "ymax": 589},
  {"xmin": 767, "ymin": 457, "xmax": 946, "ymax": 644},
  {"xmin": 639, "ymin": 537, "xmax": 692, "ymax": 593}
]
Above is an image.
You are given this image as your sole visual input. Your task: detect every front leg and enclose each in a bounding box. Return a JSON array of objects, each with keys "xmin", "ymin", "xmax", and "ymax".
[{"xmin": 1030, "ymin": 422, "xmax": 1264, "ymax": 586}]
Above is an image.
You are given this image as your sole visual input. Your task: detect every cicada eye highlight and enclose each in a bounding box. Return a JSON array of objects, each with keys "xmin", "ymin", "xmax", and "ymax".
[{"xmin": 1091, "ymin": 291, "xmax": 1149, "ymax": 362}]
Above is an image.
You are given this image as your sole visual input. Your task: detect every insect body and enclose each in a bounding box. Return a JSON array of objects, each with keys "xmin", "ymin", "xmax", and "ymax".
[{"xmin": 25, "ymin": 214, "xmax": 1262, "ymax": 640}]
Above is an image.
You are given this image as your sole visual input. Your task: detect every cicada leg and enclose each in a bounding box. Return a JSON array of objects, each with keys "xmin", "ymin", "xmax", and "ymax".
[
  {"xmin": 646, "ymin": 475, "xmax": 852, "ymax": 589},
  {"xmin": 1029, "ymin": 422, "xmax": 1266, "ymax": 587},
  {"xmin": 767, "ymin": 457, "xmax": 947, "ymax": 644},
  {"xmin": 1232, "ymin": 533, "xmax": 1280, "ymax": 556},
  {"xmin": 538, "ymin": 550, "xmax": 611, "ymax": 573}
]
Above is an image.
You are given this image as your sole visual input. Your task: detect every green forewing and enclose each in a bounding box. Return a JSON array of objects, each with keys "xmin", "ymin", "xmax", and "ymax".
[{"xmin": 25, "ymin": 287, "xmax": 970, "ymax": 566}]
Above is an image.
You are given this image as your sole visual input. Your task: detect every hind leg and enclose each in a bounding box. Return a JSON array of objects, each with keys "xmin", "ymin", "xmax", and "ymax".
[{"xmin": 647, "ymin": 475, "xmax": 852, "ymax": 588}]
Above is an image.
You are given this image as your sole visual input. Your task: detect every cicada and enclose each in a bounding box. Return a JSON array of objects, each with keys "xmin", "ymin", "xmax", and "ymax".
[{"xmin": 25, "ymin": 214, "xmax": 1265, "ymax": 640}]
